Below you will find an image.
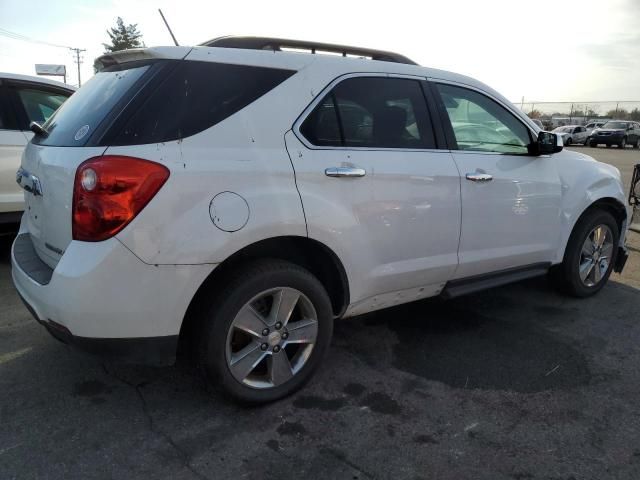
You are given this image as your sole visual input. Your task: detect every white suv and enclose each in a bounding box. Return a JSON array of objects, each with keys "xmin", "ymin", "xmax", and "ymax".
[
  {"xmin": 0, "ymin": 73, "xmax": 73, "ymax": 230},
  {"xmin": 11, "ymin": 37, "xmax": 630, "ymax": 403}
]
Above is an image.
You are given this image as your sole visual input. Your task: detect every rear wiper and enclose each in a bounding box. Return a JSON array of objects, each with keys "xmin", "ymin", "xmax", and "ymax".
[{"xmin": 29, "ymin": 121, "xmax": 48, "ymax": 137}]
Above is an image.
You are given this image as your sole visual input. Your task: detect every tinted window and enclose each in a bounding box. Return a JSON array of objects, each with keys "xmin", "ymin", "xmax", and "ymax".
[
  {"xmin": 300, "ymin": 77, "xmax": 435, "ymax": 149},
  {"xmin": 16, "ymin": 88, "xmax": 69, "ymax": 126},
  {"xmin": 299, "ymin": 95, "xmax": 341, "ymax": 146},
  {"xmin": 35, "ymin": 63, "xmax": 150, "ymax": 146},
  {"xmin": 108, "ymin": 61, "xmax": 295, "ymax": 146},
  {"xmin": 436, "ymin": 83, "xmax": 531, "ymax": 154}
]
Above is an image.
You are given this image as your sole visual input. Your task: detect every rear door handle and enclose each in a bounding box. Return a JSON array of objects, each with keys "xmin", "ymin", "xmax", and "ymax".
[
  {"xmin": 325, "ymin": 167, "xmax": 366, "ymax": 178},
  {"xmin": 465, "ymin": 173, "xmax": 493, "ymax": 182}
]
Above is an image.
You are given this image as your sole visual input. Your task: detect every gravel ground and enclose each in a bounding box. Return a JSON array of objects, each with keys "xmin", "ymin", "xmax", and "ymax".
[{"xmin": 1, "ymin": 146, "xmax": 639, "ymax": 480}]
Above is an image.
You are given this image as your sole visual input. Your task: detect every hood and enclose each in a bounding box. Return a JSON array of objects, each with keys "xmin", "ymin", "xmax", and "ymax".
[{"xmin": 593, "ymin": 128, "xmax": 625, "ymax": 134}]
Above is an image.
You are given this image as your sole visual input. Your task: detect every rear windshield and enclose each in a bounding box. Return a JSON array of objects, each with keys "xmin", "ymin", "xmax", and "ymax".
[{"xmin": 34, "ymin": 63, "xmax": 151, "ymax": 146}]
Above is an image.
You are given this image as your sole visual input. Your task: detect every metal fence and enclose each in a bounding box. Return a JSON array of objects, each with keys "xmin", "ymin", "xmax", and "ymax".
[{"xmin": 513, "ymin": 101, "xmax": 640, "ymax": 127}]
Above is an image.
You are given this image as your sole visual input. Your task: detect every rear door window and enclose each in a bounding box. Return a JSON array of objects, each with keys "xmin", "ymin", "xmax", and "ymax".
[{"xmin": 300, "ymin": 76, "xmax": 435, "ymax": 149}]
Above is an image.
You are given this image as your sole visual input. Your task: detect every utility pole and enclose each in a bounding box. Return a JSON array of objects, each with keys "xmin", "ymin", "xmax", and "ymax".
[{"xmin": 70, "ymin": 47, "xmax": 86, "ymax": 87}]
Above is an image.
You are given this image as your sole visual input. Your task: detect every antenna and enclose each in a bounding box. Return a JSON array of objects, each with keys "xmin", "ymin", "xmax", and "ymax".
[{"xmin": 158, "ymin": 9, "xmax": 179, "ymax": 46}]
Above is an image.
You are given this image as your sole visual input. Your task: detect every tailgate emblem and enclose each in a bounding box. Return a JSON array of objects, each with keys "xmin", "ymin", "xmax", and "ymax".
[{"xmin": 16, "ymin": 167, "xmax": 43, "ymax": 197}]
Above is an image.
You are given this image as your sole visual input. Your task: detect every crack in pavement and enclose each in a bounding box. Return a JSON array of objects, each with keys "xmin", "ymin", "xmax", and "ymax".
[{"xmin": 101, "ymin": 364, "xmax": 210, "ymax": 480}]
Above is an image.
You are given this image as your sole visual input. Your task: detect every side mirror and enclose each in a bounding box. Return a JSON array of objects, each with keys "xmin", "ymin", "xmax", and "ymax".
[{"xmin": 530, "ymin": 131, "xmax": 563, "ymax": 155}]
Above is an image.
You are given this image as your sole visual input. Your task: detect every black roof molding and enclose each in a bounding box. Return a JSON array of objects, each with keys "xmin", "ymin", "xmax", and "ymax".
[{"xmin": 199, "ymin": 36, "xmax": 418, "ymax": 65}]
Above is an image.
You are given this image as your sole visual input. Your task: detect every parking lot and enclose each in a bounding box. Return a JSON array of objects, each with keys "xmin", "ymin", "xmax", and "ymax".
[{"xmin": 1, "ymin": 147, "xmax": 639, "ymax": 480}]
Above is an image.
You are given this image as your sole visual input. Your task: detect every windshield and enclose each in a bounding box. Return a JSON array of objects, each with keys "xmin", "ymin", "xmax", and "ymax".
[
  {"xmin": 602, "ymin": 121, "xmax": 629, "ymax": 130},
  {"xmin": 553, "ymin": 127, "xmax": 571, "ymax": 133},
  {"xmin": 34, "ymin": 63, "xmax": 151, "ymax": 146}
]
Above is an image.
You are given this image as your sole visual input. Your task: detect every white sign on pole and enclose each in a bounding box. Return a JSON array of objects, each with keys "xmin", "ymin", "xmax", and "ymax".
[{"xmin": 35, "ymin": 64, "xmax": 67, "ymax": 77}]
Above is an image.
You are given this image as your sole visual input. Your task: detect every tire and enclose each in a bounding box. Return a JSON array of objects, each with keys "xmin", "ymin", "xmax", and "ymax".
[
  {"xmin": 197, "ymin": 259, "xmax": 333, "ymax": 404},
  {"xmin": 606, "ymin": 144, "xmax": 611, "ymax": 148},
  {"xmin": 589, "ymin": 141, "xmax": 597, "ymax": 147},
  {"xmin": 565, "ymin": 137, "xmax": 572, "ymax": 146},
  {"xmin": 633, "ymin": 138, "xmax": 639, "ymax": 149},
  {"xmin": 619, "ymin": 137, "xmax": 627, "ymax": 149},
  {"xmin": 553, "ymin": 209, "xmax": 619, "ymax": 297}
]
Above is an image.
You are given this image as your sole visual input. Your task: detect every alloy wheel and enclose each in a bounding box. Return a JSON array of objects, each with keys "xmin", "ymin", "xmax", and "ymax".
[
  {"xmin": 225, "ymin": 287, "xmax": 318, "ymax": 389},
  {"xmin": 578, "ymin": 224, "xmax": 614, "ymax": 287}
]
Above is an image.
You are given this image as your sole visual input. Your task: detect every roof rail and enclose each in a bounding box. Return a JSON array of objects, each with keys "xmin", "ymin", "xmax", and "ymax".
[{"xmin": 199, "ymin": 36, "xmax": 418, "ymax": 65}]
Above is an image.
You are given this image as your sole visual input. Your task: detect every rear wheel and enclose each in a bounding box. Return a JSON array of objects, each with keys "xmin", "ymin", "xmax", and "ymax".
[
  {"xmin": 197, "ymin": 259, "xmax": 333, "ymax": 403},
  {"xmin": 553, "ymin": 209, "xmax": 619, "ymax": 297},
  {"xmin": 590, "ymin": 141, "xmax": 598, "ymax": 147},
  {"xmin": 565, "ymin": 137, "xmax": 572, "ymax": 146}
]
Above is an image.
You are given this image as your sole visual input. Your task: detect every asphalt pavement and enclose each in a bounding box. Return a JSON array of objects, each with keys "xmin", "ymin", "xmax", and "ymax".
[{"xmin": 1, "ymin": 146, "xmax": 639, "ymax": 480}]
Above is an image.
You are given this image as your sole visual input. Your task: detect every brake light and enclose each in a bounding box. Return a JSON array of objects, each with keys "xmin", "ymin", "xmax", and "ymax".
[{"xmin": 72, "ymin": 155, "xmax": 169, "ymax": 241}]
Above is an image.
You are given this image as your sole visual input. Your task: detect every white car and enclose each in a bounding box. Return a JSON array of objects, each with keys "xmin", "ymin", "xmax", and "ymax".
[
  {"xmin": 552, "ymin": 125, "xmax": 588, "ymax": 145},
  {"xmin": 11, "ymin": 37, "xmax": 630, "ymax": 403},
  {"xmin": 0, "ymin": 73, "xmax": 74, "ymax": 229}
]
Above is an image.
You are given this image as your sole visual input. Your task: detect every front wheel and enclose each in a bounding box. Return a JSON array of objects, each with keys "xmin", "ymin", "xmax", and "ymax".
[
  {"xmin": 197, "ymin": 259, "xmax": 333, "ymax": 404},
  {"xmin": 590, "ymin": 141, "xmax": 598, "ymax": 147},
  {"xmin": 553, "ymin": 209, "xmax": 619, "ymax": 297},
  {"xmin": 633, "ymin": 138, "xmax": 640, "ymax": 149},
  {"xmin": 565, "ymin": 137, "xmax": 572, "ymax": 146},
  {"xmin": 619, "ymin": 137, "xmax": 627, "ymax": 149}
]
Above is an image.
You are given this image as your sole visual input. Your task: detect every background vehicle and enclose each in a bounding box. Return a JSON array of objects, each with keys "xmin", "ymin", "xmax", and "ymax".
[
  {"xmin": 0, "ymin": 73, "xmax": 74, "ymax": 229},
  {"xmin": 11, "ymin": 38, "xmax": 630, "ymax": 403},
  {"xmin": 589, "ymin": 120, "xmax": 640, "ymax": 148},
  {"xmin": 585, "ymin": 120, "xmax": 606, "ymax": 136},
  {"xmin": 552, "ymin": 125, "xmax": 588, "ymax": 145},
  {"xmin": 531, "ymin": 118, "xmax": 543, "ymax": 129}
]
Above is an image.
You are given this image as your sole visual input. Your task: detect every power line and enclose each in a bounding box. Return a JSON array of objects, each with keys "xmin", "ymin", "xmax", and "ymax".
[
  {"xmin": 0, "ymin": 27, "xmax": 86, "ymax": 86},
  {"xmin": 0, "ymin": 27, "xmax": 72, "ymax": 49}
]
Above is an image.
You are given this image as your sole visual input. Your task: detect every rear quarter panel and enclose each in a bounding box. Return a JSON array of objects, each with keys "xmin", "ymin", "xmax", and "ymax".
[{"xmin": 111, "ymin": 77, "xmax": 310, "ymax": 265}]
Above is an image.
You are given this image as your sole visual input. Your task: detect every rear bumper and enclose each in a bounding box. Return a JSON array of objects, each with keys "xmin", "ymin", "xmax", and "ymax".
[
  {"xmin": 11, "ymin": 219, "xmax": 214, "ymax": 365},
  {"xmin": 18, "ymin": 292, "xmax": 178, "ymax": 365}
]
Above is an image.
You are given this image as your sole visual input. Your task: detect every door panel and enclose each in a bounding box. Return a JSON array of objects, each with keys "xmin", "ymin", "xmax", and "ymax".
[
  {"xmin": 432, "ymin": 81, "xmax": 562, "ymax": 279},
  {"xmin": 285, "ymin": 131, "xmax": 461, "ymax": 308},
  {"xmin": 0, "ymin": 129, "xmax": 28, "ymax": 213},
  {"xmin": 451, "ymin": 151, "xmax": 562, "ymax": 278}
]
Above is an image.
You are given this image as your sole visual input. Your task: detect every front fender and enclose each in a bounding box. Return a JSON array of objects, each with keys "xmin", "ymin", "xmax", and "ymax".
[{"xmin": 555, "ymin": 149, "xmax": 627, "ymax": 263}]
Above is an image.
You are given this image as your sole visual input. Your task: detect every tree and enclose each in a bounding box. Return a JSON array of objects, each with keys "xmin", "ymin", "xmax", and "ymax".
[
  {"xmin": 629, "ymin": 108, "xmax": 640, "ymax": 121},
  {"xmin": 528, "ymin": 109, "xmax": 542, "ymax": 119},
  {"xmin": 606, "ymin": 108, "xmax": 628, "ymax": 119},
  {"xmin": 103, "ymin": 17, "xmax": 143, "ymax": 53}
]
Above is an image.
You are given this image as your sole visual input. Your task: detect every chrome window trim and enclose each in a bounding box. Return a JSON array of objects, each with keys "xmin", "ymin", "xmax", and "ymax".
[{"xmin": 292, "ymin": 72, "xmax": 439, "ymax": 152}]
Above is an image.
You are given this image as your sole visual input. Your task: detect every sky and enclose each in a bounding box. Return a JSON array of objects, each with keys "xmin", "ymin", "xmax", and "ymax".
[{"xmin": 1, "ymin": 0, "xmax": 639, "ymax": 104}]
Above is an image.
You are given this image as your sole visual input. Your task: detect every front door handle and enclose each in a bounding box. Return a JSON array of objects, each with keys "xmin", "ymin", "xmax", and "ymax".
[
  {"xmin": 325, "ymin": 167, "xmax": 366, "ymax": 178},
  {"xmin": 465, "ymin": 172, "xmax": 493, "ymax": 182}
]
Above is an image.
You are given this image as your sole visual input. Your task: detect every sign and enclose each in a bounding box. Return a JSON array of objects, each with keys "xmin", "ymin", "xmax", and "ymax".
[{"xmin": 35, "ymin": 64, "xmax": 66, "ymax": 77}]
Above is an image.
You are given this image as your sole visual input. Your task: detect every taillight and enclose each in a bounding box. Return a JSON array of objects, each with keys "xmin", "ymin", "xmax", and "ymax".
[{"xmin": 72, "ymin": 155, "xmax": 169, "ymax": 242}]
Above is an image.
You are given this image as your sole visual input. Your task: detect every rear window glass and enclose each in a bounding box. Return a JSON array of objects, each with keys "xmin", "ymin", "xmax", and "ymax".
[
  {"xmin": 34, "ymin": 63, "xmax": 150, "ymax": 146},
  {"xmin": 105, "ymin": 61, "xmax": 295, "ymax": 146}
]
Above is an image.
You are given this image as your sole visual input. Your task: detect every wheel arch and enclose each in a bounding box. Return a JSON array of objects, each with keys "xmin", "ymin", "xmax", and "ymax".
[
  {"xmin": 179, "ymin": 235, "xmax": 350, "ymax": 346},
  {"xmin": 559, "ymin": 196, "xmax": 627, "ymax": 261}
]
